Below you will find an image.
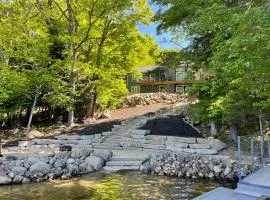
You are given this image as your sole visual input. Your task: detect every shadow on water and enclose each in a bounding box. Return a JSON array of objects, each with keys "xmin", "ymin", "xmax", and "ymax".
[{"xmin": 0, "ymin": 171, "xmax": 230, "ymax": 200}]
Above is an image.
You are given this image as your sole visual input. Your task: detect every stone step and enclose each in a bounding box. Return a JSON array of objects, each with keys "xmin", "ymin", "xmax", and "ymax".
[
  {"xmin": 111, "ymin": 156, "xmax": 146, "ymax": 162},
  {"xmin": 105, "ymin": 136, "xmax": 125, "ymax": 139},
  {"xmin": 142, "ymin": 148, "xmax": 168, "ymax": 153},
  {"xmin": 101, "ymin": 132, "xmax": 114, "ymax": 136},
  {"xmin": 130, "ymin": 130, "xmax": 150, "ymax": 135},
  {"xmin": 103, "ymin": 165, "xmax": 140, "ymax": 172},
  {"xmin": 93, "ymin": 143, "xmax": 121, "ymax": 148},
  {"xmin": 106, "ymin": 160, "xmax": 142, "ymax": 166},
  {"xmin": 93, "ymin": 146, "xmax": 123, "ymax": 150},
  {"xmin": 100, "ymin": 142, "xmax": 122, "ymax": 147},
  {"xmin": 103, "ymin": 137, "xmax": 123, "ymax": 141},
  {"xmin": 102, "ymin": 140, "xmax": 122, "ymax": 144},
  {"xmin": 141, "ymin": 144, "xmax": 166, "ymax": 150}
]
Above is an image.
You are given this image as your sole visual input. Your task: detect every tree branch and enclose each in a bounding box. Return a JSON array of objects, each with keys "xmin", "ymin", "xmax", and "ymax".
[{"xmin": 53, "ymin": 0, "xmax": 69, "ymax": 22}]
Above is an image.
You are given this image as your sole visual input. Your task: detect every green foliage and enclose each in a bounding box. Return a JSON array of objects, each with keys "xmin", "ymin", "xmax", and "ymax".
[
  {"xmin": 0, "ymin": 0, "xmax": 160, "ymax": 126},
  {"xmin": 153, "ymin": 0, "xmax": 270, "ymax": 131}
]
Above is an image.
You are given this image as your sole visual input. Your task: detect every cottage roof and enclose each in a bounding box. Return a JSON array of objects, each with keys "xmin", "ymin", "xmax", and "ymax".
[{"xmin": 136, "ymin": 65, "xmax": 163, "ymax": 73}]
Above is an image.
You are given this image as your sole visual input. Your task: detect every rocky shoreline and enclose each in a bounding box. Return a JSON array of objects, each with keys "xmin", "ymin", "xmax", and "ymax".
[
  {"xmin": 142, "ymin": 151, "xmax": 250, "ymax": 181},
  {"xmin": 0, "ymin": 149, "xmax": 112, "ymax": 185}
]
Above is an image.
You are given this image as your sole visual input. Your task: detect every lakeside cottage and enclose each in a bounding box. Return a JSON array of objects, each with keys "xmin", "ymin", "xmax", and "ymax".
[{"xmin": 127, "ymin": 62, "xmax": 202, "ymax": 94}]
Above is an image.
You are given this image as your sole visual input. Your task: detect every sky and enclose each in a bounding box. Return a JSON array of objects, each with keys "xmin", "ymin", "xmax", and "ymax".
[{"xmin": 137, "ymin": 3, "xmax": 189, "ymax": 49}]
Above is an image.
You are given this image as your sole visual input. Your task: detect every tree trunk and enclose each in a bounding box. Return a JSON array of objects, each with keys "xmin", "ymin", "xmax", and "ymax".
[
  {"xmin": 90, "ymin": 89, "xmax": 97, "ymax": 117},
  {"xmin": 228, "ymin": 124, "xmax": 238, "ymax": 142},
  {"xmin": 26, "ymin": 92, "xmax": 38, "ymax": 134},
  {"xmin": 67, "ymin": 65, "xmax": 76, "ymax": 126},
  {"xmin": 209, "ymin": 121, "xmax": 218, "ymax": 137},
  {"xmin": 0, "ymin": 138, "xmax": 2, "ymax": 157}
]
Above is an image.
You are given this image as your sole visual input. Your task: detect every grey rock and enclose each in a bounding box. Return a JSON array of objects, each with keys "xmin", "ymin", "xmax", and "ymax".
[
  {"xmin": 52, "ymin": 167, "xmax": 63, "ymax": 178},
  {"xmin": 0, "ymin": 168, "xmax": 11, "ymax": 185},
  {"xmin": 54, "ymin": 159, "xmax": 66, "ymax": 168},
  {"xmin": 12, "ymin": 166, "xmax": 27, "ymax": 176},
  {"xmin": 66, "ymin": 158, "xmax": 75, "ymax": 164},
  {"xmin": 208, "ymin": 172, "xmax": 214, "ymax": 179},
  {"xmin": 86, "ymin": 165, "xmax": 94, "ymax": 173},
  {"xmin": 85, "ymin": 156, "xmax": 104, "ymax": 170},
  {"xmin": 93, "ymin": 150, "xmax": 112, "ymax": 162},
  {"xmin": 67, "ymin": 164, "xmax": 79, "ymax": 175},
  {"xmin": 195, "ymin": 149, "xmax": 218, "ymax": 155},
  {"xmin": 196, "ymin": 138, "xmax": 208, "ymax": 144},
  {"xmin": 213, "ymin": 165, "xmax": 222, "ymax": 174},
  {"xmin": 79, "ymin": 163, "xmax": 87, "ymax": 173},
  {"xmin": 208, "ymin": 137, "xmax": 227, "ymax": 151},
  {"xmin": 27, "ymin": 157, "xmax": 39, "ymax": 165},
  {"xmin": 167, "ymin": 136, "xmax": 196, "ymax": 144},
  {"xmin": 189, "ymin": 143, "xmax": 210, "ymax": 149},
  {"xmin": 29, "ymin": 161, "xmax": 51, "ymax": 176},
  {"xmin": 22, "ymin": 177, "xmax": 31, "ymax": 184},
  {"xmin": 12, "ymin": 175, "xmax": 24, "ymax": 184},
  {"xmin": 71, "ymin": 148, "xmax": 93, "ymax": 158},
  {"xmin": 224, "ymin": 167, "xmax": 232, "ymax": 176}
]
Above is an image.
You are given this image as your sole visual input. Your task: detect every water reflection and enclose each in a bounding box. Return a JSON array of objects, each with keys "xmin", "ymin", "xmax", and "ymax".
[{"xmin": 0, "ymin": 171, "xmax": 228, "ymax": 200}]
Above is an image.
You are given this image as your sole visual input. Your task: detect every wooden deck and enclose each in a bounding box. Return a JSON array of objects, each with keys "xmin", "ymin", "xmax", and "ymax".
[{"xmin": 134, "ymin": 80, "xmax": 198, "ymax": 86}]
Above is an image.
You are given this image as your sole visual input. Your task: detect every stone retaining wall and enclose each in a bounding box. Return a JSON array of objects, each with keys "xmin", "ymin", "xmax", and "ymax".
[
  {"xmin": 123, "ymin": 134, "xmax": 227, "ymax": 155},
  {"xmin": 122, "ymin": 93, "xmax": 185, "ymax": 107},
  {"xmin": 0, "ymin": 149, "xmax": 112, "ymax": 185},
  {"xmin": 142, "ymin": 151, "xmax": 250, "ymax": 181}
]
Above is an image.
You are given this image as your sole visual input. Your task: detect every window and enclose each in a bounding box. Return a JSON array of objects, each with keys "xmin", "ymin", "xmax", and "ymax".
[
  {"xmin": 131, "ymin": 86, "xmax": 140, "ymax": 94},
  {"xmin": 175, "ymin": 85, "xmax": 184, "ymax": 94},
  {"xmin": 176, "ymin": 67, "xmax": 187, "ymax": 81}
]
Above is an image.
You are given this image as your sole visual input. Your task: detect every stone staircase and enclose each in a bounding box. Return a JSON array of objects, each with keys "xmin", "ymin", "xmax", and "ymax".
[
  {"xmin": 4, "ymin": 114, "xmax": 227, "ymax": 172},
  {"xmin": 103, "ymin": 150, "xmax": 150, "ymax": 172}
]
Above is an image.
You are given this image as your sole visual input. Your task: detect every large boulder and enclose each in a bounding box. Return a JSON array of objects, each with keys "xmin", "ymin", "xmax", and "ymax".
[
  {"xmin": 71, "ymin": 148, "xmax": 93, "ymax": 158},
  {"xmin": 208, "ymin": 137, "xmax": 227, "ymax": 151},
  {"xmin": 27, "ymin": 157, "xmax": 39, "ymax": 165},
  {"xmin": 85, "ymin": 156, "xmax": 104, "ymax": 170},
  {"xmin": 0, "ymin": 168, "xmax": 11, "ymax": 185},
  {"xmin": 12, "ymin": 175, "xmax": 24, "ymax": 184},
  {"xmin": 54, "ymin": 159, "xmax": 66, "ymax": 168},
  {"xmin": 12, "ymin": 166, "xmax": 27, "ymax": 176},
  {"xmin": 29, "ymin": 161, "xmax": 51, "ymax": 176},
  {"xmin": 93, "ymin": 150, "xmax": 112, "ymax": 162}
]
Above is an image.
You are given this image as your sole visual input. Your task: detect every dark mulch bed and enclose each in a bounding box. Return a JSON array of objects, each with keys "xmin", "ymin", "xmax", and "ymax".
[
  {"xmin": 140, "ymin": 115, "xmax": 203, "ymax": 138},
  {"xmin": 74, "ymin": 120, "xmax": 121, "ymax": 135}
]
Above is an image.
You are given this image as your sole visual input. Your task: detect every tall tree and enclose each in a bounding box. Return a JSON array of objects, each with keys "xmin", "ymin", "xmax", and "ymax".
[{"xmin": 153, "ymin": 0, "xmax": 270, "ymax": 136}]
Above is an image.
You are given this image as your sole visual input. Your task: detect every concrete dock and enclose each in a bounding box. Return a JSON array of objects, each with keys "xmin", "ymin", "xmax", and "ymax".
[{"xmin": 194, "ymin": 167, "xmax": 270, "ymax": 200}]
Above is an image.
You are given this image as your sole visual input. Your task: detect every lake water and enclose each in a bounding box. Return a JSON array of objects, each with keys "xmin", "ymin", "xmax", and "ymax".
[{"xmin": 0, "ymin": 171, "xmax": 230, "ymax": 200}]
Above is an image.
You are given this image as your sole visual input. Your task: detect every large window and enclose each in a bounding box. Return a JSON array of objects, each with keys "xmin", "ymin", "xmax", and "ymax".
[
  {"xmin": 175, "ymin": 85, "xmax": 184, "ymax": 94},
  {"xmin": 131, "ymin": 86, "xmax": 140, "ymax": 94},
  {"xmin": 176, "ymin": 67, "xmax": 187, "ymax": 81}
]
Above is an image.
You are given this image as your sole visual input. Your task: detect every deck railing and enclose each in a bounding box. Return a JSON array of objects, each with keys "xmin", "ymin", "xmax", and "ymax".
[{"xmin": 237, "ymin": 135, "xmax": 270, "ymax": 182}]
